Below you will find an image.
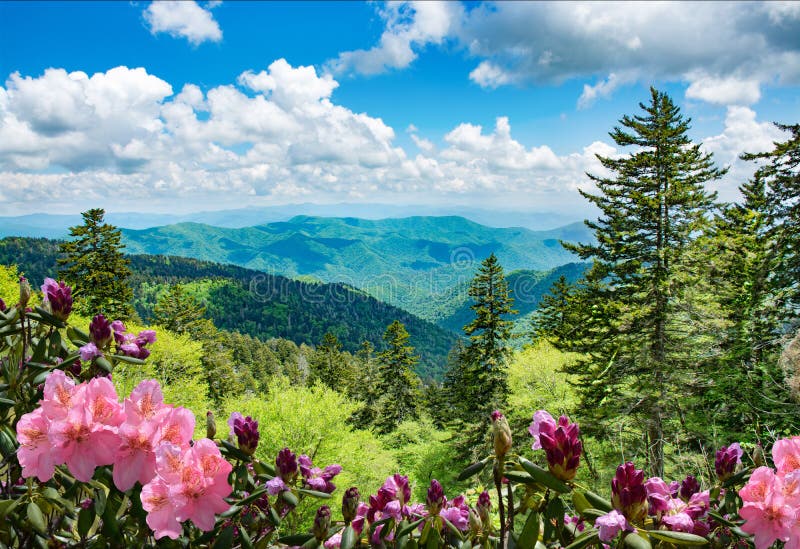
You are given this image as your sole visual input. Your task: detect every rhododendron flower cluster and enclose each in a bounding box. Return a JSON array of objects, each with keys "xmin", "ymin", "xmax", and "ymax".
[
  {"xmin": 79, "ymin": 316, "xmax": 156, "ymax": 361},
  {"xmin": 16, "ymin": 371, "xmax": 233, "ymax": 539},
  {"xmin": 227, "ymin": 412, "xmax": 260, "ymax": 455},
  {"xmin": 715, "ymin": 443, "xmax": 743, "ymax": 481},
  {"xmin": 739, "ymin": 436, "xmax": 800, "ymax": 549},
  {"xmin": 644, "ymin": 476, "xmax": 711, "ymax": 536},
  {"xmin": 529, "ymin": 409, "xmax": 582, "ymax": 481}
]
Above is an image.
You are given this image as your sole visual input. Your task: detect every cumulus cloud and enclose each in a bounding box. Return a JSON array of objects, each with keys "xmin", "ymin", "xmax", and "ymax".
[
  {"xmin": 326, "ymin": 1, "xmax": 461, "ymax": 76},
  {"xmin": 332, "ymin": 2, "xmax": 800, "ymax": 107},
  {"xmin": 144, "ymin": 1, "xmax": 222, "ymax": 45},
  {"xmin": 0, "ymin": 60, "xmax": 785, "ymax": 216}
]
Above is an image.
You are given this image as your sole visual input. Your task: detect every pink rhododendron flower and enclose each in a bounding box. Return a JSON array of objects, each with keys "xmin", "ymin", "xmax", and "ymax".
[
  {"xmin": 741, "ymin": 467, "xmax": 777, "ymax": 504},
  {"xmin": 124, "ymin": 379, "xmax": 168, "ymax": 424},
  {"xmin": 49, "ymin": 406, "xmax": 120, "ymax": 482},
  {"xmin": 113, "ymin": 418, "xmax": 160, "ymax": 491},
  {"xmin": 84, "ymin": 377, "xmax": 124, "ymax": 427},
  {"xmin": 141, "ymin": 477, "xmax": 183, "ymax": 540},
  {"xmin": 645, "ymin": 477, "xmax": 671, "ymax": 515},
  {"xmin": 42, "ymin": 369, "xmax": 83, "ymax": 420},
  {"xmin": 740, "ymin": 491, "xmax": 795, "ymax": 549},
  {"xmin": 773, "ymin": 436, "xmax": 800, "ymax": 475},
  {"xmin": 16, "ymin": 408, "xmax": 57, "ymax": 481},
  {"xmin": 156, "ymin": 406, "xmax": 195, "ymax": 448},
  {"xmin": 528, "ymin": 410, "xmax": 556, "ymax": 450},
  {"xmin": 595, "ymin": 510, "xmax": 632, "ymax": 542}
]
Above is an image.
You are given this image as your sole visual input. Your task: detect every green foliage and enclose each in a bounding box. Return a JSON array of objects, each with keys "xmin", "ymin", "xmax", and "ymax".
[
  {"xmin": 223, "ymin": 378, "xmax": 398, "ymax": 525},
  {"xmin": 58, "ymin": 208, "xmax": 134, "ymax": 320},
  {"xmin": 0, "ymin": 264, "xmax": 25, "ymax": 308},
  {"xmin": 152, "ymin": 283, "xmax": 208, "ymax": 335},
  {"xmin": 555, "ymin": 88, "xmax": 725, "ymax": 476}
]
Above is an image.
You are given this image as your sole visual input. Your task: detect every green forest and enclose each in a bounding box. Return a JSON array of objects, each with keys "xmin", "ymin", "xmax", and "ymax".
[{"xmin": 1, "ymin": 88, "xmax": 798, "ymax": 548}]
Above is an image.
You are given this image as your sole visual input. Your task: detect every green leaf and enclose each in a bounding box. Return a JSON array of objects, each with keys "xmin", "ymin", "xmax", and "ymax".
[
  {"xmin": 301, "ymin": 538, "xmax": 321, "ymax": 549},
  {"xmin": 518, "ymin": 511, "xmax": 540, "ymax": 549},
  {"xmin": 281, "ymin": 490, "xmax": 299, "ymax": 507},
  {"xmin": 572, "ymin": 491, "xmax": 592, "ymax": 515},
  {"xmin": 722, "ymin": 468, "xmax": 750, "ymax": 488},
  {"xmin": 340, "ymin": 525, "xmax": 357, "ymax": 549},
  {"xmin": 578, "ymin": 508, "xmax": 607, "ymax": 519},
  {"xmin": 27, "ymin": 501, "xmax": 47, "ymax": 535},
  {"xmin": 707, "ymin": 511, "xmax": 740, "ymax": 528},
  {"xmin": 504, "ymin": 471, "xmax": 536, "ymax": 485},
  {"xmin": 239, "ymin": 526, "xmax": 254, "ymax": 549},
  {"xmin": 95, "ymin": 356, "xmax": 113, "ymax": 373},
  {"xmin": 238, "ymin": 487, "xmax": 268, "ymax": 506},
  {"xmin": 251, "ymin": 460, "xmax": 276, "ymax": 477},
  {"xmin": 582, "ymin": 490, "xmax": 613, "ymax": 512},
  {"xmin": 397, "ymin": 518, "xmax": 426, "ymax": 539},
  {"xmin": 33, "ymin": 306, "xmax": 66, "ymax": 328},
  {"xmin": 93, "ymin": 487, "xmax": 107, "ymax": 515},
  {"xmin": 109, "ymin": 354, "xmax": 145, "ymax": 365},
  {"xmin": 543, "ymin": 498, "xmax": 565, "ymax": 542},
  {"xmin": 220, "ymin": 440, "xmax": 252, "ymax": 461},
  {"xmin": 213, "ymin": 525, "xmax": 235, "ymax": 549},
  {"xmin": 278, "ymin": 533, "xmax": 315, "ymax": 546},
  {"xmin": 564, "ymin": 530, "xmax": 599, "ymax": 549},
  {"xmin": 0, "ymin": 498, "xmax": 19, "ymax": 519},
  {"xmin": 623, "ymin": 532, "xmax": 651, "ymax": 549},
  {"xmin": 219, "ymin": 505, "xmax": 241, "ymax": 518},
  {"xmin": 646, "ymin": 530, "xmax": 709, "ymax": 546},
  {"xmin": 297, "ymin": 488, "xmax": 333, "ymax": 499},
  {"xmin": 457, "ymin": 458, "xmax": 490, "ymax": 481},
  {"xmin": 518, "ymin": 458, "xmax": 570, "ymax": 493},
  {"xmin": 77, "ymin": 507, "xmax": 95, "ymax": 538}
]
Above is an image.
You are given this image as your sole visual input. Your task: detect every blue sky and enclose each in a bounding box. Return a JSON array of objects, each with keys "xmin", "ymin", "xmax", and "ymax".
[{"xmin": 1, "ymin": 1, "xmax": 799, "ymax": 219}]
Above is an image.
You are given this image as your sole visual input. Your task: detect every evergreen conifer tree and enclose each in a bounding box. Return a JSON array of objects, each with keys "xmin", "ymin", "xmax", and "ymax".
[
  {"xmin": 58, "ymin": 208, "xmax": 134, "ymax": 319},
  {"xmin": 310, "ymin": 332, "xmax": 345, "ymax": 390},
  {"xmin": 375, "ymin": 321, "xmax": 421, "ymax": 433},
  {"xmin": 559, "ymin": 88, "xmax": 725, "ymax": 476},
  {"xmin": 444, "ymin": 253, "xmax": 516, "ymax": 450},
  {"xmin": 153, "ymin": 284, "xmax": 207, "ymax": 335}
]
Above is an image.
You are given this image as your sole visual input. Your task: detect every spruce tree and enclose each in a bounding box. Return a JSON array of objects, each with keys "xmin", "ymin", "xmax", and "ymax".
[
  {"xmin": 58, "ymin": 208, "xmax": 134, "ymax": 320},
  {"xmin": 561, "ymin": 88, "xmax": 725, "ymax": 476},
  {"xmin": 445, "ymin": 253, "xmax": 516, "ymax": 450},
  {"xmin": 310, "ymin": 332, "xmax": 345, "ymax": 390},
  {"xmin": 153, "ymin": 284, "xmax": 207, "ymax": 335},
  {"xmin": 375, "ymin": 320, "xmax": 421, "ymax": 433}
]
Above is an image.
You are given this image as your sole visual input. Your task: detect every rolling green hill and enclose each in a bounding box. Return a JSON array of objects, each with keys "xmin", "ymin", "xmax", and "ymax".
[
  {"xmin": 0, "ymin": 237, "xmax": 458, "ymax": 380},
  {"xmin": 120, "ymin": 215, "xmax": 592, "ymax": 321}
]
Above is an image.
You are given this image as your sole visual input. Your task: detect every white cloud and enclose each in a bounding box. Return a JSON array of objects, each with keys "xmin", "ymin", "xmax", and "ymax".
[
  {"xmin": 336, "ymin": 2, "xmax": 800, "ymax": 107},
  {"xmin": 327, "ymin": 1, "xmax": 461, "ymax": 76},
  {"xmin": 469, "ymin": 61, "xmax": 512, "ymax": 89},
  {"xmin": 0, "ymin": 61, "xmax": 789, "ymax": 216},
  {"xmin": 701, "ymin": 106, "xmax": 789, "ymax": 201},
  {"xmin": 144, "ymin": 1, "xmax": 222, "ymax": 45},
  {"xmin": 685, "ymin": 73, "xmax": 761, "ymax": 105},
  {"xmin": 578, "ymin": 73, "xmax": 629, "ymax": 109}
]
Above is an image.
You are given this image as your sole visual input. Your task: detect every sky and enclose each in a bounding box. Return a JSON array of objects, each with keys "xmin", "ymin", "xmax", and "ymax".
[{"xmin": 1, "ymin": 1, "xmax": 799, "ymax": 219}]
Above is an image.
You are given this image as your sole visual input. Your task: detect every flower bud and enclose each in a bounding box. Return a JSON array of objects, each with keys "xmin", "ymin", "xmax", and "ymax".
[
  {"xmin": 714, "ymin": 443, "xmax": 742, "ymax": 482},
  {"xmin": 206, "ymin": 411, "xmax": 217, "ymax": 439},
  {"xmin": 276, "ymin": 447, "xmax": 298, "ymax": 483},
  {"xmin": 752, "ymin": 443, "xmax": 766, "ymax": 468},
  {"xmin": 491, "ymin": 410, "xmax": 512, "ymax": 459},
  {"xmin": 89, "ymin": 314, "xmax": 113, "ymax": 348},
  {"xmin": 232, "ymin": 415, "xmax": 259, "ymax": 455},
  {"xmin": 679, "ymin": 475, "xmax": 700, "ymax": 501},
  {"xmin": 611, "ymin": 462, "xmax": 648, "ymax": 522},
  {"xmin": 313, "ymin": 505, "xmax": 332, "ymax": 541},
  {"xmin": 476, "ymin": 490, "xmax": 491, "ymax": 526},
  {"xmin": 0, "ymin": 297, "xmax": 6, "ymax": 312},
  {"xmin": 468, "ymin": 507, "xmax": 482, "ymax": 534},
  {"xmin": 342, "ymin": 487, "xmax": 360, "ymax": 524},
  {"xmin": 41, "ymin": 278, "xmax": 73, "ymax": 321},
  {"xmin": 18, "ymin": 276, "xmax": 31, "ymax": 309},
  {"xmin": 426, "ymin": 479, "xmax": 445, "ymax": 515},
  {"xmin": 539, "ymin": 415, "xmax": 582, "ymax": 481}
]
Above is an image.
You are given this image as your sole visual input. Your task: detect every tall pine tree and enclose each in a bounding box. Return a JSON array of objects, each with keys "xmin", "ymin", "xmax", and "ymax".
[
  {"xmin": 445, "ymin": 253, "xmax": 516, "ymax": 450},
  {"xmin": 375, "ymin": 320, "xmax": 421, "ymax": 433},
  {"xmin": 58, "ymin": 208, "xmax": 134, "ymax": 320},
  {"xmin": 560, "ymin": 88, "xmax": 725, "ymax": 476}
]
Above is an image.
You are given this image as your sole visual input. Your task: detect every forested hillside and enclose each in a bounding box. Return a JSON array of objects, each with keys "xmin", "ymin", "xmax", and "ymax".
[{"xmin": 0, "ymin": 236, "xmax": 457, "ymax": 379}]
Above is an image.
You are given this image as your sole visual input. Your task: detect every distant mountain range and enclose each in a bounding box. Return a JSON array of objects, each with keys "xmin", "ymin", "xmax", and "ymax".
[
  {"xmin": 118, "ymin": 215, "xmax": 594, "ymax": 320},
  {"xmin": 0, "ymin": 203, "xmax": 584, "ymax": 238}
]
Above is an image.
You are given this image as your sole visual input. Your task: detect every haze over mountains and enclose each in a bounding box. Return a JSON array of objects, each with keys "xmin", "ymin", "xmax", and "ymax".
[
  {"xmin": 0, "ymin": 204, "xmax": 582, "ymax": 238},
  {"xmin": 119, "ymin": 215, "xmax": 593, "ymax": 320}
]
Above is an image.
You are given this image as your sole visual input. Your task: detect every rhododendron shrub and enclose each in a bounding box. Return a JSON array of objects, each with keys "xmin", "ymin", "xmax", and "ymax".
[{"xmin": 4, "ymin": 275, "xmax": 800, "ymax": 548}]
